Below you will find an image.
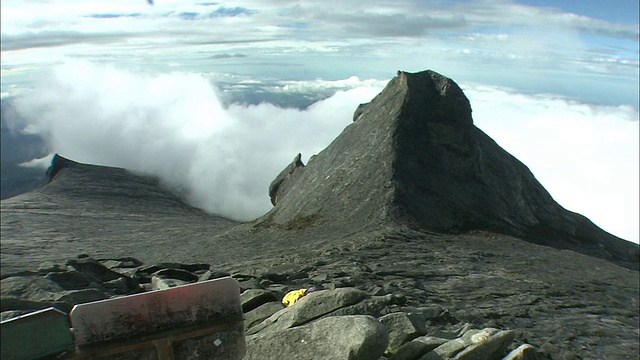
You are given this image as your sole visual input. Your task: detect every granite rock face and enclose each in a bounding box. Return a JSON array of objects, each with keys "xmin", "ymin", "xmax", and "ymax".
[{"xmin": 262, "ymin": 70, "xmax": 638, "ymax": 269}]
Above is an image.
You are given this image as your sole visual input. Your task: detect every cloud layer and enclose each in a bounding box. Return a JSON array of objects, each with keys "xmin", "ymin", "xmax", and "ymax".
[
  {"xmin": 2, "ymin": 0, "xmax": 638, "ymax": 106},
  {"xmin": 466, "ymin": 84, "xmax": 639, "ymax": 243},
  {"xmin": 13, "ymin": 60, "xmax": 380, "ymax": 220},
  {"xmin": 10, "ymin": 61, "xmax": 639, "ymax": 243}
]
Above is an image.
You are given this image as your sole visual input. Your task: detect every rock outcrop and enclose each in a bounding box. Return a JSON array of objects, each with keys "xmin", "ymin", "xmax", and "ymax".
[
  {"xmin": 261, "ymin": 70, "xmax": 638, "ymax": 269},
  {"xmin": 268, "ymin": 153, "xmax": 305, "ymax": 206}
]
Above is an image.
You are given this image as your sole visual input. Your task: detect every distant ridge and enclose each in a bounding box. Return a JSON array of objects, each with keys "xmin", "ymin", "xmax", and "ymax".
[
  {"xmin": 40, "ymin": 154, "xmax": 208, "ymax": 215},
  {"xmin": 0, "ymin": 154, "xmax": 238, "ymax": 274},
  {"xmin": 260, "ymin": 70, "xmax": 638, "ymax": 269}
]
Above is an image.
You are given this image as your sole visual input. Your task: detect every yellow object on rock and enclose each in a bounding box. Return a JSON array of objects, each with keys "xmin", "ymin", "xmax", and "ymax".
[{"xmin": 282, "ymin": 288, "xmax": 308, "ymax": 307}]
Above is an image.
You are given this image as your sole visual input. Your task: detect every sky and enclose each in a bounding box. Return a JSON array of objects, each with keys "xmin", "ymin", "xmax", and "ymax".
[{"xmin": 1, "ymin": 0, "xmax": 638, "ymax": 243}]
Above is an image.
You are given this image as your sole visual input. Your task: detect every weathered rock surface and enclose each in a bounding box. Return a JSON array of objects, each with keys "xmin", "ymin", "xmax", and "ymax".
[
  {"xmin": 268, "ymin": 153, "xmax": 305, "ymax": 206},
  {"xmin": 0, "ymin": 154, "xmax": 238, "ymax": 275},
  {"xmin": 259, "ymin": 70, "xmax": 638, "ymax": 270},
  {"xmin": 245, "ymin": 315, "xmax": 388, "ymax": 360},
  {"xmin": 380, "ymin": 311, "xmax": 429, "ymax": 352},
  {"xmin": 246, "ymin": 287, "xmax": 369, "ymax": 335},
  {"xmin": 419, "ymin": 327, "xmax": 514, "ymax": 360},
  {"xmin": 1, "ymin": 70, "xmax": 638, "ymax": 359}
]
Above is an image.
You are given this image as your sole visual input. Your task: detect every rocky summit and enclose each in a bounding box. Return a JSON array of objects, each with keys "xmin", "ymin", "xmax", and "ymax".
[
  {"xmin": 261, "ymin": 70, "xmax": 637, "ymax": 270},
  {"xmin": 1, "ymin": 70, "xmax": 638, "ymax": 359}
]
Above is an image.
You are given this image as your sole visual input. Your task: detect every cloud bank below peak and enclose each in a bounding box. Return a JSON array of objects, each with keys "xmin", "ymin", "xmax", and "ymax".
[{"xmin": 7, "ymin": 60, "xmax": 639, "ymax": 243}]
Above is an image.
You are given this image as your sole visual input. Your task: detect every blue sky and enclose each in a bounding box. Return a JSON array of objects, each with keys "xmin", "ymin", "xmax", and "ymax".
[
  {"xmin": 1, "ymin": 0, "xmax": 638, "ymax": 242},
  {"xmin": 1, "ymin": 0, "xmax": 638, "ymax": 104},
  {"xmin": 518, "ymin": 0, "xmax": 639, "ymax": 24}
]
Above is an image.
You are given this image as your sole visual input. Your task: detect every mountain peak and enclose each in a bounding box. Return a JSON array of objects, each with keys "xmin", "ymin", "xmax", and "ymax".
[
  {"xmin": 46, "ymin": 153, "xmax": 80, "ymax": 182},
  {"xmin": 261, "ymin": 69, "xmax": 637, "ymax": 269}
]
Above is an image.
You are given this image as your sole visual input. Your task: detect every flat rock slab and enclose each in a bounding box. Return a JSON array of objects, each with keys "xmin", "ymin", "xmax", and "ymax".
[{"xmin": 245, "ymin": 315, "xmax": 388, "ymax": 360}]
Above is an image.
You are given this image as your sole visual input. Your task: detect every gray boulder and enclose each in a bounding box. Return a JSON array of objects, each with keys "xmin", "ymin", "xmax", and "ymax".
[
  {"xmin": 390, "ymin": 336, "xmax": 449, "ymax": 360},
  {"xmin": 151, "ymin": 268, "xmax": 199, "ymax": 290},
  {"xmin": 240, "ymin": 288, "xmax": 278, "ymax": 313},
  {"xmin": 247, "ymin": 287, "xmax": 369, "ymax": 335},
  {"xmin": 331, "ymin": 294, "xmax": 404, "ymax": 318},
  {"xmin": 380, "ymin": 311, "xmax": 428, "ymax": 353},
  {"xmin": 245, "ymin": 315, "xmax": 388, "ymax": 360},
  {"xmin": 98, "ymin": 257, "xmax": 144, "ymax": 269},
  {"xmin": 62, "ymin": 257, "xmax": 142, "ymax": 294},
  {"xmin": 1, "ymin": 276, "xmax": 108, "ymax": 313},
  {"xmin": 151, "ymin": 277, "xmax": 189, "ymax": 290},
  {"xmin": 420, "ymin": 328, "xmax": 515, "ymax": 360},
  {"xmin": 65, "ymin": 257, "xmax": 122, "ymax": 282},
  {"xmin": 45, "ymin": 271, "xmax": 95, "ymax": 290},
  {"xmin": 1, "ymin": 276, "xmax": 65, "ymax": 299},
  {"xmin": 502, "ymin": 344, "xmax": 539, "ymax": 360},
  {"xmin": 244, "ymin": 302, "xmax": 283, "ymax": 330},
  {"xmin": 454, "ymin": 329, "xmax": 515, "ymax": 359}
]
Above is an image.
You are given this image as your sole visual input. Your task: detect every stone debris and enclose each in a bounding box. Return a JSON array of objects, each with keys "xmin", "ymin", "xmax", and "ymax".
[{"xmin": 1, "ymin": 255, "xmax": 545, "ymax": 360}]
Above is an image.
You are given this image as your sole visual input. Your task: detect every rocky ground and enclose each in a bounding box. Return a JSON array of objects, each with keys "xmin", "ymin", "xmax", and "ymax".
[{"xmin": 2, "ymin": 225, "xmax": 638, "ymax": 359}]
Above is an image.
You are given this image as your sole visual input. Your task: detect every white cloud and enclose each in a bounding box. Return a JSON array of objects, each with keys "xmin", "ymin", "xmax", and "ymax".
[
  {"xmin": 18, "ymin": 153, "xmax": 54, "ymax": 169},
  {"xmin": 10, "ymin": 60, "xmax": 639, "ymax": 243},
  {"xmin": 13, "ymin": 60, "xmax": 380, "ymax": 220},
  {"xmin": 465, "ymin": 84, "xmax": 639, "ymax": 243}
]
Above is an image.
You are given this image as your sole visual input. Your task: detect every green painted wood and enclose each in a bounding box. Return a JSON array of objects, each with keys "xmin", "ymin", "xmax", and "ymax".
[{"xmin": 1, "ymin": 307, "xmax": 74, "ymax": 360}]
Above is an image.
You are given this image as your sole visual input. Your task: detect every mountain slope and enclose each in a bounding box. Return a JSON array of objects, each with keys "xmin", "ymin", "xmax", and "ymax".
[
  {"xmin": 260, "ymin": 70, "xmax": 638, "ymax": 269},
  {"xmin": 0, "ymin": 155, "xmax": 238, "ymax": 275}
]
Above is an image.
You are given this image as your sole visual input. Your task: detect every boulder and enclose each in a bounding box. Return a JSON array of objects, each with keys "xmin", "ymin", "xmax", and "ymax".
[
  {"xmin": 1, "ymin": 276, "xmax": 65, "ymax": 299},
  {"xmin": 246, "ymin": 287, "xmax": 369, "ymax": 335},
  {"xmin": 454, "ymin": 329, "xmax": 515, "ymax": 359},
  {"xmin": 420, "ymin": 328, "xmax": 515, "ymax": 360},
  {"xmin": 241, "ymin": 288, "xmax": 279, "ymax": 313},
  {"xmin": 0, "ymin": 276, "xmax": 109, "ymax": 313},
  {"xmin": 65, "ymin": 258, "xmax": 122, "ymax": 282},
  {"xmin": 380, "ymin": 311, "xmax": 428, "ymax": 353},
  {"xmin": 502, "ymin": 344, "xmax": 539, "ymax": 360},
  {"xmin": 390, "ymin": 336, "xmax": 449, "ymax": 360},
  {"xmin": 98, "ymin": 257, "xmax": 144, "ymax": 269},
  {"xmin": 244, "ymin": 302, "xmax": 283, "ymax": 330},
  {"xmin": 37, "ymin": 262, "xmax": 66, "ymax": 274},
  {"xmin": 134, "ymin": 263, "xmax": 210, "ymax": 283},
  {"xmin": 245, "ymin": 315, "xmax": 388, "ymax": 360},
  {"xmin": 330, "ymin": 294, "xmax": 402, "ymax": 318},
  {"xmin": 150, "ymin": 268, "xmax": 199, "ymax": 290},
  {"xmin": 45, "ymin": 271, "xmax": 95, "ymax": 290},
  {"xmin": 198, "ymin": 270, "xmax": 231, "ymax": 282}
]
